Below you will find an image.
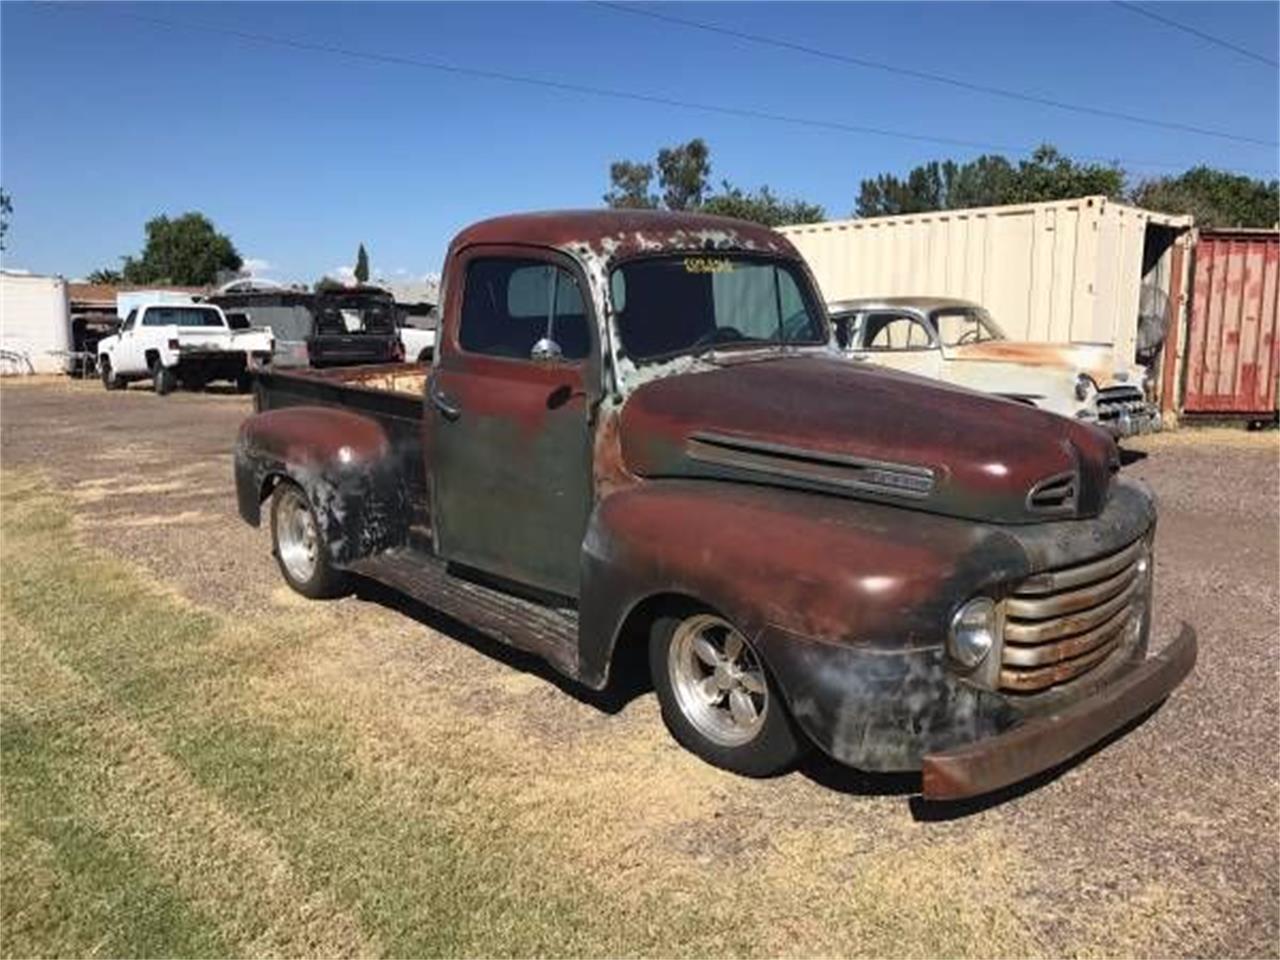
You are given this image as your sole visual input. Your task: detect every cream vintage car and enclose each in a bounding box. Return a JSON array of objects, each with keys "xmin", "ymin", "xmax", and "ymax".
[{"xmin": 828, "ymin": 297, "xmax": 1158, "ymax": 437}]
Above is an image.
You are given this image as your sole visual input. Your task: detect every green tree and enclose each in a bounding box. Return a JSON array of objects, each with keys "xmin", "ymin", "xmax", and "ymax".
[
  {"xmin": 855, "ymin": 144, "xmax": 1123, "ymax": 217},
  {"xmin": 655, "ymin": 139, "xmax": 711, "ymax": 210},
  {"xmin": 702, "ymin": 182, "xmax": 825, "ymax": 227},
  {"xmin": 1009, "ymin": 145, "xmax": 1124, "ymax": 204},
  {"xmin": 1131, "ymin": 167, "xmax": 1279, "ymax": 228},
  {"xmin": 603, "ymin": 161, "xmax": 658, "ymax": 209},
  {"xmin": 0, "ymin": 188, "xmax": 12, "ymax": 252},
  {"xmin": 119, "ymin": 212, "xmax": 242, "ymax": 285},
  {"xmin": 355, "ymin": 243, "xmax": 370, "ymax": 284},
  {"xmin": 604, "ymin": 140, "xmax": 823, "ymax": 227},
  {"xmin": 86, "ymin": 268, "xmax": 123, "ymax": 285}
]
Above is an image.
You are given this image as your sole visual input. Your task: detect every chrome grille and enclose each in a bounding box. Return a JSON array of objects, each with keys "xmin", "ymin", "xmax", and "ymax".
[
  {"xmin": 1096, "ymin": 386, "xmax": 1148, "ymax": 424},
  {"xmin": 1000, "ymin": 538, "xmax": 1149, "ymax": 693}
]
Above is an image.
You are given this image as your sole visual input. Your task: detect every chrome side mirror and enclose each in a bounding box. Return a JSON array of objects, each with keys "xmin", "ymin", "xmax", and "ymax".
[{"xmin": 531, "ymin": 337, "xmax": 563, "ymax": 364}]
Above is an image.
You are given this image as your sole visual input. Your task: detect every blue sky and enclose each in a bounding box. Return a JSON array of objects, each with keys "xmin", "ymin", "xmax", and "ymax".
[{"xmin": 2, "ymin": 1, "xmax": 1277, "ymax": 283}]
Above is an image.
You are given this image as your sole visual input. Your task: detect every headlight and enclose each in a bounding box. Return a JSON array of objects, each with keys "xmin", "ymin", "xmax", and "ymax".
[
  {"xmin": 949, "ymin": 597, "xmax": 997, "ymax": 669},
  {"xmin": 1074, "ymin": 374, "xmax": 1096, "ymax": 402}
]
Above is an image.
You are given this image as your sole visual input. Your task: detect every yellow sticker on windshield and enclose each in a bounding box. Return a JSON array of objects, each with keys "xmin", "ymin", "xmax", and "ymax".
[{"xmin": 683, "ymin": 256, "xmax": 735, "ymax": 274}]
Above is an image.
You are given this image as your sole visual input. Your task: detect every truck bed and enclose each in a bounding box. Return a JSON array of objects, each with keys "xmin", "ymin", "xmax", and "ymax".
[{"xmin": 254, "ymin": 362, "xmax": 430, "ymax": 525}]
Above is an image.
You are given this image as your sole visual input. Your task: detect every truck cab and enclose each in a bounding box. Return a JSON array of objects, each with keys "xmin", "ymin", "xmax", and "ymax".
[
  {"xmin": 234, "ymin": 210, "xmax": 1194, "ymax": 799},
  {"xmin": 98, "ymin": 301, "xmax": 274, "ymax": 394}
]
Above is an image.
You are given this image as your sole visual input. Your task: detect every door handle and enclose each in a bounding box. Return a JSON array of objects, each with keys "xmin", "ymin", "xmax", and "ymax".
[{"xmin": 428, "ymin": 373, "xmax": 460, "ymax": 421}]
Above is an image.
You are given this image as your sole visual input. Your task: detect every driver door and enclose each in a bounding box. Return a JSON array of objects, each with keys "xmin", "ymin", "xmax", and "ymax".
[
  {"xmin": 114, "ymin": 309, "xmax": 143, "ymax": 373},
  {"xmin": 428, "ymin": 248, "xmax": 598, "ymax": 598},
  {"xmin": 850, "ymin": 311, "xmax": 943, "ymax": 381}
]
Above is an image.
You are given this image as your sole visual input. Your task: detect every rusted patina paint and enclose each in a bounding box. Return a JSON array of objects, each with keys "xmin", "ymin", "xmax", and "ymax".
[
  {"xmin": 950, "ymin": 341, "xmax": 1119, "ymax": 387},
  {"xmin": 239, "ymin": 405, "xmax": 390, "ymax": 466},
  {"xmin": 451, "ymin": 209, "xmax": 794, "ymax": 262},
  {"xmin": 235, "ymin": 405, "xmax": 413, "ymax": 564},
  {"xmin": 618, "ymin": 354, "xmax": 1117, "ymax": 524},
  {"xmin": 590, "ymin": 400, "xmax": 636, "ymax": 499}
]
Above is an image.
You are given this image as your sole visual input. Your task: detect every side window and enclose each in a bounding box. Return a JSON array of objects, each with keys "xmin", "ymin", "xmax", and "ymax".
[
  {"xmin": 121, "ymin": 310, "xmax": 137, "ymax": 332},
  {"xmin": 833, "ymin": 312, "xmax": 862, "ymax": 349},
  {"xmin": 459, "ymin": 258, "xmax": 590, "ymax": 360},
  {"xmin": 862, "ymin": 313, "xmax": 935, "ymax": 351}
]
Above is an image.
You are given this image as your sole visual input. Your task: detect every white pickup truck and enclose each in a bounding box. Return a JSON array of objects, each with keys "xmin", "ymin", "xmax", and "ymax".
[{"xmin": 98, "ymin": 302, "xmax": 273, "ymax": 394}]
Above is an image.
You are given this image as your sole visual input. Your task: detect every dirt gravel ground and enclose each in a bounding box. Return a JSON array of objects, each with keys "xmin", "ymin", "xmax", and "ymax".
[{"xmin": 2, "ymin": 377, "xmax": 1278, "ymax": 957}]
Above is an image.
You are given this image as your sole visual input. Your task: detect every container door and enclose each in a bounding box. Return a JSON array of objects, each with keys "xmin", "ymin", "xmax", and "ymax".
[
  {"xmin": 428, "ymin": 251, "xmax": 596, "ymax": 598},
  {"xmin": 1184, "ymin": 232, "xmax": 1280, "ymax": 416}
]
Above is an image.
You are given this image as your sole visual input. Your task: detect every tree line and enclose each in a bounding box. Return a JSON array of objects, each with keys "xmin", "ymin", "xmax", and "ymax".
[{"xmin": 605, "ymin": 139, "xmax": 1279, "ymax": 228}]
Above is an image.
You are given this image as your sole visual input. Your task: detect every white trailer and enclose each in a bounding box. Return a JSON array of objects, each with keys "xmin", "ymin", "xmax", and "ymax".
[
  {"xmin": 780, "ymin": 196, "xmax": 1193, "ymax": 380},
  {"xmin": 0, "ymin": 271, "xmax": 71, "ymax": 374}
]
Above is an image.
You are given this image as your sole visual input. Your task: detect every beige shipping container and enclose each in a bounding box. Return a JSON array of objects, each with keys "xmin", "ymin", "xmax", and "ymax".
[{"xmin": 780, "ymin": 196, "xmax": 1193, "ymax": 374}]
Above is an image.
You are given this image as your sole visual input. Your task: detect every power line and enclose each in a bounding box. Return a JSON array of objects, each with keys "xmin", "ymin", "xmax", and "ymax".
[
  {"xmin": 56, "ymin": 4, "xmax": 1276, "ymax": 177},
  {"xmin": 1113, "ymin": 1, "xmax": 1278, "ymax": 68},
  {"xmin": 594, "ymin": 0, "xmax": 1277, "ymax": 148}
]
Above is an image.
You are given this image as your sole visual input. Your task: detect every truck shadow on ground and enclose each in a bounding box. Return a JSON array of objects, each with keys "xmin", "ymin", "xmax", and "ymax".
[{"xmin": 350, "ymin": 575, "xmax": 1164, "ymax": 816}]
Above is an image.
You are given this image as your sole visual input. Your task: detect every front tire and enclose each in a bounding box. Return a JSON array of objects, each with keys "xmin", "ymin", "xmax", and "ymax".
[
  {"xmin": 100, "ymin": 357, "xmax": 124, "ymax": 391},
  {"xmin": 269, "ymin": 481, "xmax": 347, "ymax": 599},
  {"xmin": 649, "ymin": 606, "xmax": 806, "ymax": 777}
]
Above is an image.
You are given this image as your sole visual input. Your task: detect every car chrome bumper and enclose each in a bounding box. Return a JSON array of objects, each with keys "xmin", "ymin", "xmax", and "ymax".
[
  {"xmin": 1095, "ymin": 403, "xmax": 1161, "ymax": 437},
  {"xmin": 920, "ymin": 623, "xmax": 1196, "ymax": 800}
]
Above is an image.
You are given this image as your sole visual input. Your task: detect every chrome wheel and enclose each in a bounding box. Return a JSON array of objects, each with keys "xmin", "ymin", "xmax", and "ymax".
[
  {"xmin": 667, "ymin": 614, "xmax": 768, "ymax": 747},
  {"xmin": 276, "ymin": 486, "xmax": 319, "ymax": 584}
]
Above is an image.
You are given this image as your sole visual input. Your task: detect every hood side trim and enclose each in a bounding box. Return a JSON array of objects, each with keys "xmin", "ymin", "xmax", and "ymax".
[{"xmin": 687, "ymin": 431, "xmax": 935, "ymax": 500}]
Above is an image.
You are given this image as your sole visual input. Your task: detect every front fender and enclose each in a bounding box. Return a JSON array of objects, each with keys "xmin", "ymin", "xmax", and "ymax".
[
  {"xmin": 234, "ymin": 405, "xmax": 410, "ymax": 565},
  {"xmin": 576, "ymin": 479, "xmax": 1028, "ymax": 689}
]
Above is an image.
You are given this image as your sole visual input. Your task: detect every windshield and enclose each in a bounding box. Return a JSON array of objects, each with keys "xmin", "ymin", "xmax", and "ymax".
[
  {"xmin": 932, "ymin": 307, "xmax": 1005, "ymax": 347},
  {"xmin": 610, "ymin": 255, "xmax": 827, "ymax": 363},
  {"xmin": 142, "ymin": 307, "xmax": 224, "ymax": 328}
]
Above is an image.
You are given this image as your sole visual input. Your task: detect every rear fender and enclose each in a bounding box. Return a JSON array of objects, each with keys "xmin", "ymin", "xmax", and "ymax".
[{"xmin": 234, "ymin": 405, "xmax": 411, "ymax": 565}]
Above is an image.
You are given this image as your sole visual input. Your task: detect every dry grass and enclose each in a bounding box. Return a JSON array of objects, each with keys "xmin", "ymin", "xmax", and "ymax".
[{"xmin": 1, "ymin": 467, "xmax": 1239, "ymax": 957}]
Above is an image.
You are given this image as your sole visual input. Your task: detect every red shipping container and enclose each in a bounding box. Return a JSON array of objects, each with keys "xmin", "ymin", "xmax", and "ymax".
[{"xmin": 1184, "ymin": 230, "xmax": 1280, "ymax": 416}]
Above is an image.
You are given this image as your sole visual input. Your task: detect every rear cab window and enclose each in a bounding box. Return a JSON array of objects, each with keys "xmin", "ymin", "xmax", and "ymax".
[{"xmin": 142, "ymin": 306, "xmax": 226, "ymax": 328}]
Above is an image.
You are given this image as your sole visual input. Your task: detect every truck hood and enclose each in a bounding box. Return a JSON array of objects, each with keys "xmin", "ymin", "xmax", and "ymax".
[
  {"xmin": 946, "ymin": 341, "xmax": 1133, "ymax": 386},
  {"xmin": 618, "ymin": 355, "xmax": 1118, "ymax": 524}
]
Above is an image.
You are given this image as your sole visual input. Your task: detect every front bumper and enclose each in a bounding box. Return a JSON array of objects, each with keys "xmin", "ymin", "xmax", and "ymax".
[
  {"xmin": 1094, "ymin": 401, "xmax": 1161, "ymax": 438},
  {"xmin": 921, "ymin": 623, "xmax": 1195, "ymax": 799}
]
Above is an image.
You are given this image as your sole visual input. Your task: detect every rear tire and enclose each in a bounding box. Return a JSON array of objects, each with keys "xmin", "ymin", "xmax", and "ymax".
[
  {"xmin": 270, "ymin": 481, "xmax": 347, "ymax": 599},
  {"xmin": 152, "ymin": 363, "xmax": 176, "ymax": 396},
  {"xmin": 649, "ymin": 605, "xmax": 806, "ymax": 777},
  {"xmin": 235, "ymin": 370, "xmax": 254, "ymax": 393}
]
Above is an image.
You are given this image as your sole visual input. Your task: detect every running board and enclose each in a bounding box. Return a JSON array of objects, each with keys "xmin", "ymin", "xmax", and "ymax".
[{"xmin": 349, "ymin": 547, "xmax": 579, "ymax": 677}]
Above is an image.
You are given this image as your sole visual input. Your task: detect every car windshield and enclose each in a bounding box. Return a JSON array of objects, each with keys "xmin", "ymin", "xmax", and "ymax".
[
  {"xmin": 932, "ymin": 307, "xmax": 1005, "ymax": 347},
  {"xmin": 143, "ymin": 307, "xmax": 224, "ymax": 328},
  {"xmin": 609, "ymin": 255, "xmax": 827, "ymax": 363}
]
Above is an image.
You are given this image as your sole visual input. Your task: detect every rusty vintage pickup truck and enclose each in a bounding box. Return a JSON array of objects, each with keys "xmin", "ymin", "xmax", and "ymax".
[{"xmin": 234, "ymin": 210, "xmax": 1195, "ymax": 800}]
